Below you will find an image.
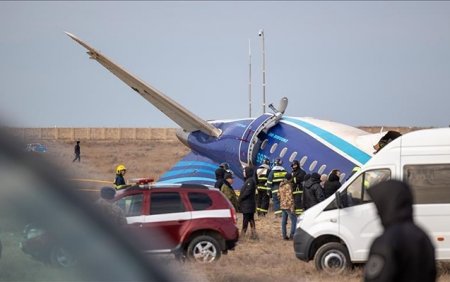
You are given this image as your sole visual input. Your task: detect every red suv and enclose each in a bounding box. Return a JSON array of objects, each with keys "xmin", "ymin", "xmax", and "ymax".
[{"xmin": 114, "ymin": 183, "xmax": 239, "ymax": 263}]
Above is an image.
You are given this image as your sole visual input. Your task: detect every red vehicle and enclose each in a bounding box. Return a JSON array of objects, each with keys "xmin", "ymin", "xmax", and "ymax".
[{"xmin": 114, "ymin": 183, "xmax": 239, "ymax": 263}]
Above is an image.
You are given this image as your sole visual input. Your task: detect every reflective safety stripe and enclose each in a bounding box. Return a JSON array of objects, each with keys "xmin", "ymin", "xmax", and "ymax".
[
  {"xmin": 272, "ymin": 179, "xmax": 283, "ymax": 183},
  {"xmin": 267, "ymin": 181, "xmax": 273, "ymax": 185},
  {"xmin": 274, "ymin": 172, "xmax": 287, "ymax": 178},
  {"xmin": 257, "ymin": 208, "xmax": 268, "ymax": 212},
  {"xmin": 293, "ymin": 191, "xmax": 303, "ymax": 194},
  {"xmin": 258, "ymin": 177, "xmax": 268, "ymax": 181},
  {"xmin": 272, "ymin": 189, "xmax": 279, "ymax": 194},
  {"xmin": 274, "ymin": 210, "xmax": 282, "ymax": 215},
  {"xmin": 257, "ymin": 186, "xmax": 271, "ymax": 190}
]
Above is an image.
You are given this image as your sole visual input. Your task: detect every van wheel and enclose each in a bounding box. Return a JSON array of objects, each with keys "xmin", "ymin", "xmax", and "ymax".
[
  {"xmin": 187, "ymin": 235, "xmax": 221, "ymax": 263},
  {"xmin": 314, "ymin": 242, "xmax": 351, "ymax": 275}
]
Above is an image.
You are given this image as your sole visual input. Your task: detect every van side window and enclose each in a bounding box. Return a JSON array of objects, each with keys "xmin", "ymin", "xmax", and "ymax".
[
  {"xmin": 342, "ymin": 169, "xmax": 391, "ymax": 208},
  {"xmin": 404, "ymin": 164, "xmax": 450, "ymax": 204}
]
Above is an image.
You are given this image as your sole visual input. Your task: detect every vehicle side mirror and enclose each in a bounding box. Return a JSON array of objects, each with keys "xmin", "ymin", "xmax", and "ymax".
[{"xmin": 335, "ymin": 191, "xmax": 343, "ymax": 209}]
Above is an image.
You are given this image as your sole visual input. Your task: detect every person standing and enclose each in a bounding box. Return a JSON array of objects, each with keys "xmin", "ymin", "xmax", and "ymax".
[
  {"xmin": 220, "ymin": 172, "xmax": 239, "ymax": 212},
  {"xmin": 114, "ymin": 164, "xmax": 129, "ymax": 190},
  {"xmin": 214, "ymin": 163, "xmax": 230, "ymax": 188},
  {"xmin": 364, "ymin": 180, "xmax": 436, "ymax": 282},
  {"xmin": 238, "ymin": 166, "xmax": 258, "ymax": 240},
  {"xmin": 279, "ymin": 173, "xmax": 297, "ymax": 240},
  {"xmin": 256, "ymin": 158, "xmax": 271, "ymax": 217},
  {"xmin": 95, "ymin": 187, "xmax": 127, "ymax": 226},
  {"xmin": 267, "ymin": 159, "xmax": 287, "ymax": 217},
  {"xmin": 324, "ymin": 169, "xmax": 342, "ymax": 198},
  {"xmin": 72, "ymin": 141, "xmax": 81, "ymax": 162},
  {"xmin": 291, "ymin": 160, "xmax": 306, "ymax": 216},
  {"xmin": 302, "ymin": 172, "xmax": 324, "ymax": 210}
]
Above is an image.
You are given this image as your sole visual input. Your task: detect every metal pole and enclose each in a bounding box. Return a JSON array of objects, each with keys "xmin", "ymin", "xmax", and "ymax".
[
  {"xmin": 259, "ymin": 29, "xmax": 266, "ymax": 113},
  {"xmin": 248, "ymin": 39, "xmax": 252, "ymax": 118}
]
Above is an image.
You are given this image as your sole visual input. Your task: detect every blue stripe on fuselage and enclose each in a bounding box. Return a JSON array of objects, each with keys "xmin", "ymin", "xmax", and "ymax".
[
  {"xmin": 161, "ymin": 168, "xmax": 215, "ymax": 178},
  {"xmin": 158, "ymin": 177, "xmax": 216, "ymax": 184},
  {"xmin": 172, "ymin": 161, "xmax": 218, "ymax": 170},
  {"xmin": 283, "ymin": 117, "xmax": 371, "ymax": 165}
]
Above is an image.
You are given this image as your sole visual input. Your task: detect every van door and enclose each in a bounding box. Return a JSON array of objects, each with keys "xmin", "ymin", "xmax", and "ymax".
[
  {"xmin": 403, "ymin": 162, "xmax": 450, "ymax": 260},
  {"xmin": 338, "ymin": 168, "xmax": 392, "ymax": 262}
]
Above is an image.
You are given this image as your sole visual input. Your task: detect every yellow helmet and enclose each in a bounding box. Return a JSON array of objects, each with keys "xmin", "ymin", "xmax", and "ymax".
[{"xmin": 116, "ymin": 164, "xmax": 127, "ymax": 174}]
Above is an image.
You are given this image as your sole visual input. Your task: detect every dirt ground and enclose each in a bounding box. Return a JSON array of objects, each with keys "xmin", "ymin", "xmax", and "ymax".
[{"xmin": 29, "ymin": 137, "xmax": 450, "ymax": 282}]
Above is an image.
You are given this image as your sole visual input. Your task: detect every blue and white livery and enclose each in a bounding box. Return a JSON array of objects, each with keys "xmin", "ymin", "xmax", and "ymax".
[{"xmin": 66, "ymin": 32, "xmax": 384, "ymax": 189}]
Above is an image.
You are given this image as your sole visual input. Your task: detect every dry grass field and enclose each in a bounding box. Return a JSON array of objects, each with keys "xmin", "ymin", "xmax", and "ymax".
[{"xmin": 22, "ymin": 137, "xmax": 450, "ymax": 281}]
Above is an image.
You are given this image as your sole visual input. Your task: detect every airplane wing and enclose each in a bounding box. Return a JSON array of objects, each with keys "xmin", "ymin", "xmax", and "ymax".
[
  {"xmin": 157, "ymin": 152, "xmax": 244, "ymax": 190},
  {"xmin": 65, "ymin": 32, "xmax": 221, "ymax": 138}
]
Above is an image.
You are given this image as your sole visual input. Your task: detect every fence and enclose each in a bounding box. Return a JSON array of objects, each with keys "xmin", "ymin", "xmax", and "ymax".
[{"xmin": 8, "ymin": 128, "xmax": 178, "ymax": 141}]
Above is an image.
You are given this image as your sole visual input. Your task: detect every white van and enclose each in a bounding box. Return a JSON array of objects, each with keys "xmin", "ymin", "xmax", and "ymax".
[{"xmin": 293, "ymin": 128, "xmax": 450, "ymax": 274}]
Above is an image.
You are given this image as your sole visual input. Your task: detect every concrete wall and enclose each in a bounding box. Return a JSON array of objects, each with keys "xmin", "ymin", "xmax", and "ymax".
[
  {"xmin": 11, "ymin": 128, "xmax": 178, "ymax": 141},
  {"xmin": 9, "ymin": 126, "xmax": 427, "ymax": 141}
]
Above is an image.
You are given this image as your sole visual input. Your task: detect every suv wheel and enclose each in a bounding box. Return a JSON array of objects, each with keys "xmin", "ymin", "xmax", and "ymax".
[
  {"xmin": 50, "ymin": 246, "xmax": 77, "ymax": 267},
  {"xmin": 187, "ymin": 235, "xmax": 221, "ymax": 263},
  {"xmin": 314, "ymin": 242, "xmax": 351, "ymax": 274}
]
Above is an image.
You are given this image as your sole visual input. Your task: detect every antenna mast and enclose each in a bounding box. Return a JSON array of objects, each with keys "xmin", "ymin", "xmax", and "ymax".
[
  {"xmin": 248, "ymin": 39, "xmax": 252, "ymax": 118},
  {"xmin": 259, "ymin": 29, "xmax": 266, "ymax": 114}
]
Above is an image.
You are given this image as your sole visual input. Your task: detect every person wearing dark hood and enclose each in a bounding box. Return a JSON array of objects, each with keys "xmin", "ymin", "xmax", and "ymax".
[
  {"xmin": 220, "ymin": 172, "xmax": 239, "ymax": 212},
  {"xmin": 302, "ymin": 172, "xmax": 325, "ymax": 210},
  {"xmin": 324, "ymin": 169, "xmax": 342, "ymax": 198},
  {"xmin": 214, "ymin": 162, "xmax": 229, "ymax": 188},
  {"xmin": 238, "ymin": 166, "xmax": 258, "ymax": 240},
  {"xmin": 291, "ymin": 160, "xmax": 306, "ymax": 216},
  {"xmin": 364, "ymin": 180, "xmax": 436, "ymax": 282}
]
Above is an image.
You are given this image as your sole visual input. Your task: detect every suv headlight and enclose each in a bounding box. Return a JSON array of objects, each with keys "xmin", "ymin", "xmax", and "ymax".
[{"xmin": 25, "ymin": 228, "xmax": 44, "ymax": 240}]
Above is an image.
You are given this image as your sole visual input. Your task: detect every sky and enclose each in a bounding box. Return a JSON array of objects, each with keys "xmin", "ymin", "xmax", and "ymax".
[{"xmin": 1, "ymin": 1, "xmax": 450, "ymax": 128}]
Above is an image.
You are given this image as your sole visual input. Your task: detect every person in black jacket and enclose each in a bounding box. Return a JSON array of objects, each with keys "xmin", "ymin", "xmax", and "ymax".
[
  {"xmin": 302, "ymin": 172, "xmax": 324, "ymax": 210},
  {"xmin": 323, "ymin": 170, "xmax": 342, "ymax": 198},
  {"xmin": 364, "ymin": 180, "xmax": 436, "ymax": 282},
  {"xmin": 238, "ymin": 166, "xmax": 258, "ymax": 240},
  {"xmin": 291, "ymin": 160, "xmax": 306, "ymax": 216},
  {"xmin": 214, "ymin": 162, "xmax": 230, "ymax": 188},
  {"xmin": 72, "ymin": 141, "xmax": 81, "ymax": 162}
]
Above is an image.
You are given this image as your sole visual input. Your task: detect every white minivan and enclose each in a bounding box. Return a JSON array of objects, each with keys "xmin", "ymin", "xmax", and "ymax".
[{"xmin": 293, "ymin": 128, "xmax": 450, "ymax": 274}]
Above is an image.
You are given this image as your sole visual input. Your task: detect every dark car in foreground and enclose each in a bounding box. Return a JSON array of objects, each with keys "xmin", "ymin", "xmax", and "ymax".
[
  {"xmin": 0, "ymin": 129, "xmax": 177, "ymax": 281},
  {"xmin": 115, "ymin": 183, "xmax": 240, "ymax": 263}
]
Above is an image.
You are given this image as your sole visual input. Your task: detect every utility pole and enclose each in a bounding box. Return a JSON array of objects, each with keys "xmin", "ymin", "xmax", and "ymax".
[
  {"xmin": 248, "ymin": 39, "xmax": 252, "ymax": 118},
  {"xmin": 259, "ymin": 29, "xmax": 266, "ymax": 114}
]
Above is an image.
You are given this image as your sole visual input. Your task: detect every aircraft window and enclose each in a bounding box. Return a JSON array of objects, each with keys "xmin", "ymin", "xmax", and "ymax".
[
  {"xmin": 261, "ymin": 139, "xmax": 268, "ymax": 150},
  {"xmin": 289, "ymin": 152, "xmax": 298, "ymax": 163},
  {"xmin": 318, "ymin": 165, "xmax": 326, "ymax": 175},
  {"xmin": 300, "ymin": 156, "xmax": 308, "ymax": 167},
  {"xmin": 340, "ymin": 173, "xmax": 346, "ymax": 182},
  {"xmin": 270, "ymin": 143, "xmax": 278, "ymax": 154},
  {"xmin": 279, "ymin": 147, "xmax": 288, "ymax": 158},
  {"xmin": 309, "ymin": 160, "xmax": 318, "ymax": 171}
]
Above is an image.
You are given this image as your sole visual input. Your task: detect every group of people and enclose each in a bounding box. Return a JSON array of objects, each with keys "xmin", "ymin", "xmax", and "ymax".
[{"xmin": 214, "ymin": 159, "xmax": 346, "ymax": 241}]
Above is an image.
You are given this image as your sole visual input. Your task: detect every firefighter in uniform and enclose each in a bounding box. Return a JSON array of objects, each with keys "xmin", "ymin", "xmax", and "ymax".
[
  {"xmin": 256, "ymin": 158, "xmax": 271, "ymax": 217},
  {"xmin": 114, "ymin": 164, "xmax": 129, "ymax": 190},
  {"xmin": 267, "ymin": 158, "xmax": 287, "ymax": 217},
  {"xmin": 291, "ymin": 160, "xmax": 306, "ymax": 216}
]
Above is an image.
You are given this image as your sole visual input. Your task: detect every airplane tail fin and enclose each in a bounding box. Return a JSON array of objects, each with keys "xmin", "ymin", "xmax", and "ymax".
[{"xmin": 65, "ymin": 32, "xmax": 221, "ymax": 138}]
